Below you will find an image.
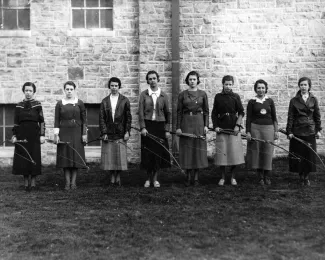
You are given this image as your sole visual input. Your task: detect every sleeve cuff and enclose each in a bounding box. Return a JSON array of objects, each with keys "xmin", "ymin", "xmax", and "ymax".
[{"xmin": 54, "ymin": 128, "xmax": 60, "ymax": 135}]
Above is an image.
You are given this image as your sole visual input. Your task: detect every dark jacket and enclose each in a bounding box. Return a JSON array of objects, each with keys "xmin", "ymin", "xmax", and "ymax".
[
  {"xmin": 138, "ymin": 89, "xmax": 170, "ymax": 131},
  {"xmin": 99, "ymin": 94, "xmax": 132, "ymax": 140},
  {"xmin": 286, "ymin": 91, "xmax": 322, "ymax": 136}
]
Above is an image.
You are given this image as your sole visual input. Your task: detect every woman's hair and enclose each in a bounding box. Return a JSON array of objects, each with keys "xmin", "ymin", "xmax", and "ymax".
[
  {"xmin": 146, "ymin": 70, "xmax": 160, "ymax": 84},
  {"xmin": 298, "ymin": 77, "xmax": 312, "ymax": 91},
  {"xmin": 22, "ymin": 82, "xmax": 36, "ymax": 93},
  {"xmin": 108, "ymin": 77, "xmax": 121, "ymax": 89},
  {"xmin": 222, "ymin": 75, "xmax": 234, "ymax": 85},
  {"xmin": 63, "ymin": 81, "xmax": 76, "ymax": 89},
  {"xmin": 185, "ymin": 71, "xmax": 201, "ymax": 85},
  {"xmin": 254, "ymin": 79, "xmax": 268, "ymax": 94}
]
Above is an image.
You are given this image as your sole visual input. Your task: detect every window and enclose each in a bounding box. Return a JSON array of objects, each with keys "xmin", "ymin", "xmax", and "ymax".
[
  {"xmin": 0, "ymin": 104, "xmax": 15, "ymax": 147},
  {"xmin": 85, "ymin": 104, "xmax": 101, "ymax": 147},
  {"xmin": 0, "ymin": 0, "xmax": 30, "ymax": 30},
  {"xmin": 71, "ymin": 0, "xmax": 113, "ymax": 29}
]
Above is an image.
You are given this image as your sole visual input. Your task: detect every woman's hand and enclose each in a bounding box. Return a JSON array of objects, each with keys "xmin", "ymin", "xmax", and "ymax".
[
  {"xmin": 316, "ymin": 131, "xmax": 322, "ymax": 139},
  {"xmin": 165, "ymin": 131, "xmax": 171, "ymax": 139},
  {"xmin": 234, "ymin": 125, "xmax": 240, "ymax": 133},
  {"xmin": 11, "ymin": 136, "xmax": 17, "ymax": 144},
  {"xmin": 54, "ymin": 134, "xmax": 60, "ymax": 144},
  {"xmin": 288, "ymin": 134, "xmax": 294, "ymax": 140},
  {"xmin": 274, "ymin": 131, "xmax": 279, "ymax": 140},
  {"xmin": 141, "ymin": 128, "xmax": 148, "ymax": 136},
  {"xmin": 124, "ymin": 132, "xmax": 130, "ymax": 141},
  {"xmin": 176, "ymin": 129, "xmax": 182, "ymax": 136},
  {"xmin": 215, "ymin": 127, "xmax": 220, "ymax": 133},
  {"xmin": 40, "ymin": 136, "xmax": 45, "ymax": 144},
  {"xmin": 246, "ymin": 132, "xmax": 252, "ymax": 141},
  {"xmin": 82, "ymin": 135, "xmax": 87, "ymax": 144},
  {"xmin": 204, "ymin": 126, "xmax": 208, "ymax": 135},
  {"xmin": 102, "ymin": 134, "xmax": 108, "ymax": 142}
]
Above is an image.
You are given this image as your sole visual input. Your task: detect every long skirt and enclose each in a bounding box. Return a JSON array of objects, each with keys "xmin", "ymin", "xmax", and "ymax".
[
  {"xmin": 56, "ymin": 126, "xmax": 87, "ymax": 169},
  {"xmin": 214, "ymin": 133, "xmax": 244, "ymax": 166},
  {"xmin": 12, "ymin": 121, "xmax": 41, "ymax": 176},
  {"xmin": 289, "ymin": 135, "xmax": 316, "ymax": 173},
  {"xmin": 141, "ymin": 120, "xmax": 171, "ymax": 172},
  {"xmin": 179, "ymin": 114, "xmax": 208, "ymax": 169},
  {"xmin": 101, "ymin": 139, "xmax": 128, "ymax": 170},
  {"xmin": 246, "ymin": 124, "xmax": 275, "ymax": 171}
]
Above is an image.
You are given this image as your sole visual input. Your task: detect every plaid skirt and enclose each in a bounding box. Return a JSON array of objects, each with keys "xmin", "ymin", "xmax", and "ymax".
[
  {"xmin": 214, "ymin": 133, "xmax": 244, "ymax": 166},
  {"xmin": 101, "ymin": 139, "xmax": 128, "ymax": 170}
]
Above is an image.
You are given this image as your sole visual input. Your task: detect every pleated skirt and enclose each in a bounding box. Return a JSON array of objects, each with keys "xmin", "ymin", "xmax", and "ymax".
[
  {"xmin": 179, "ymin": 114, "xmax": 208, "ymax": 169},
  {"xmin": 141, "ymin": 120, "xmax": 171, "ymax": 172},
  {"xmin": 101, "ymin": 139, "xmax": 128, "ymax": 170},
  {"xmin": 56, "ymin": 126, "xmax": 87, "ymax": 169},
  {"xmin": 289, "ymin": 135, "xmax": 316, "ymax": 173},
  {"xmin": 246, "ymin": 123, "xmax": 275, "ymax": 171},
  {"xmin": 214, "ymin": 133, "xmax": 244, "ymax": 166}
]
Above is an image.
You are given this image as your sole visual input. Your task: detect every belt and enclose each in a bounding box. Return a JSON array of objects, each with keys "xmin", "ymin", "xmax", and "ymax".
[
  {"xmin": 217, "ymin": 113, "xmax": 235, "ymax": 118},
  {"xmin": 60, "ymin": 119, "xmax": 81, "ymax": 125},
  {"xmin": 184, "ymin": 111, "xmax": 203, "ymax": 116}
]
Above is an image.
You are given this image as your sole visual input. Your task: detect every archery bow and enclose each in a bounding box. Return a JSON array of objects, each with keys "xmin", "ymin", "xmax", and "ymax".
[
  {"xmin": 279, "ymin": 128, "xmax": 325, "ymax": 170},
  {"xmin": 7, "ymin": 139, "xmax": 36, "ymax": 165}
]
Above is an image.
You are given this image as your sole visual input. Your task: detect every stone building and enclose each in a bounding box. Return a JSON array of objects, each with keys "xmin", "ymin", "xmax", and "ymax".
[{"xmin": 0, "ymin": 0, "xmax": 324, "ymax": 166}]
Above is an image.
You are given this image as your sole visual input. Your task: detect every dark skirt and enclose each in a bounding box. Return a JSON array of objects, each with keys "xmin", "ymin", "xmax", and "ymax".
[
  {"xmin": 179, "ymin": 114, "xmax": 208, "ymax": 169},
  {"xmin": 12, "ymin": 121, "xmax": 42, "ymax": 176},
  {"xmin": 289, "ymin": 135, "xmax": 316, "ymax": 173},
  {"xmin": 56, "ymin": 126, "xmax": 86, "ymax": 169},
  {"xmin": 141, "ymin": 120, "xmax": 171, "ymax": 172}
]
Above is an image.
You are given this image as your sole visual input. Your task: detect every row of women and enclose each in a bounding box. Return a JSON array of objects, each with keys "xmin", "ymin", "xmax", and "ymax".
[{"xmin": 11, "ymin": 71, "xmax": 322, "ymax": 191}]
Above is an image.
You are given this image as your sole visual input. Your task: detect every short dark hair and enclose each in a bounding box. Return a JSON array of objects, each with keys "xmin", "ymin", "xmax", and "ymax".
[
  {"xmin": 298, "ymin": 77, "xmax": 312, "ymax": 91},
  {"xmin": 22, "ymin": 82, "xmax": 36, "ymax": 93},
  {"xmin": 222, "ymin": 75, "xmax": 234, "ymax": 85},
  {"xmin": 108, "ymin": 77, "xmax": 121, "ymax": 89},
  {"xmin": 254, "ymin": 79, "xmax": 268, "ymax": 94},
  {"xmin": 63, "ymin": 81, "xmax": 76, "ymax": 89},
  {"xmin": 185, "ymin": 71, "xmax": 201, "ymax": 85},
  {"xmin": 146, "ymin": 70, "xmax": 160, "ymax": 84}
]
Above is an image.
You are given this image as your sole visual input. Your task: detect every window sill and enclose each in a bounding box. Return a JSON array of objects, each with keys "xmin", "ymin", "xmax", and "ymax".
[
  {"xmin": 0, "ymin": 147, "xmax": 14, "ymax": 157},
  {"xmin": 0, "ymin": 30, "xmax": 31, "ymax": 38},
  {"xmin": 67, "ymin": 29, "xmax": 115, "ymax": 37}
]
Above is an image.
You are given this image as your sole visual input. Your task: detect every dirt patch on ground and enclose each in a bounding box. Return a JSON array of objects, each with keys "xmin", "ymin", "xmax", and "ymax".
[{"xmin": 0, "ymin": 159, "xmax": 324, "ymax": 260}]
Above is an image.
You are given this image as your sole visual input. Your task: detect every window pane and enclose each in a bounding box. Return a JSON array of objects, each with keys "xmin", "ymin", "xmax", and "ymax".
[
  {"xmin": 5, "ymin": 127, "xmax": 14, "ymax": 146},
  {"xmin": 3, "ymin": 0, "xmax": 17, "ymax": 7},
  {"xmin": 5, "ymin": 105, "xmax": 15, "ymax": 125},
  {"xmin": 100, "ymin": 9, "xmax": 112, "ymax": 29},
  {"xmin": 0, "ymin": 128, "xmax": 3, "ymax": 146},
  {"xmin": 86, "ymin": 0, "xmax": 99, "ymax": 7},
  {"xmin": 18, "ymin": 9, "xmax": 30, "ymax": 30},
  {"xmin": 87, "ymin": 127, "xmax": 100, "ymax": 146},
  {"xmin": 3, "ymin": 10, "xmax": 17, "ymax": 30},
  {"xmin": 71, "ymin": 0, "xmax": 84, "ymax": 7},
  {"xmin": 0, "ymin": 106, "xmax": 3, "ymax": 126},
  {"xmin": 100, "ymin": 0, "xmax": 113, "ymax": 7},
  {"xmin": 87, "ymin": 107, "xmax": 99, "ymax": 125},
  {"xmin": 72, "ymin": 9, "xmax": 85, "ymax": 28},
  {"xmin": 86, "ymin": 9, "xmax": 99, "ymax": 28}
]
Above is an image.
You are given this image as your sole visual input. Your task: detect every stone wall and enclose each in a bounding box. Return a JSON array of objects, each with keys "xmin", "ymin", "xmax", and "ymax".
[
  {"xmin": 179, "ymin": 0, "xmax": 325, "ymax": 156},
  {"xmin": 0, "ymin": 0, "xmax": 324, "ymax": 166}
]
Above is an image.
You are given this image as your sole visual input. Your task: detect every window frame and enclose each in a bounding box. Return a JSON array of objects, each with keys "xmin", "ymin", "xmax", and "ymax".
[
  {"xmin": 0, "ymin": 104, "xmax": 15, "ymax": 148},
  {"xmin": 0, "ymin": 0, "xmax": 31, "ymax": 37},
  {"xmin": 85, "ymin": 103, "xmax": 101, "ymax": 148},
  {"xmin": 69, "ymin": 0, "xmax": 114, "ymax": 37}
]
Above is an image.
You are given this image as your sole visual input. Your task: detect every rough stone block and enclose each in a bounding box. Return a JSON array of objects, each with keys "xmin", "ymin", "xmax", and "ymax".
[{"xmin": 68, "ymin": 67, "xmax": 84, "ymax": 80}]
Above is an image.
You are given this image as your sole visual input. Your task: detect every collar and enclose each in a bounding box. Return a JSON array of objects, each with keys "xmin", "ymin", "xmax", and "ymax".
[
  {"xmin": 62, "ymin": 97, "xmax": 78, "ymax": 105},
  {"xmin": 23, "ymin": 98, "xmax": 34, "ymax": 102},
  {"xmin": 253, "ymin": 95, "xmax": 269, "ymax": 104},
  {"xmin": 148, "ymin": 87, "xmax": 161, "ymax": 97},
  {"xmin": 295, "ymin": 91, "xmax": 314, "ymax": 99}
]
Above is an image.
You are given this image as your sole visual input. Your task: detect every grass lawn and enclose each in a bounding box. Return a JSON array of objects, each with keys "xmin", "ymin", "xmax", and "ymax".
[{"xmin": 0, "ymin": 159, "xmax": 325, "ymax": 260}]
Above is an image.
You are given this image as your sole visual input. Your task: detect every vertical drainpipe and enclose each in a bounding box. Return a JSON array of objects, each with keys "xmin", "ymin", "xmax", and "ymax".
[{"xmin": 171, "ymin": 0, "xmax": 180, "ymax": 155}]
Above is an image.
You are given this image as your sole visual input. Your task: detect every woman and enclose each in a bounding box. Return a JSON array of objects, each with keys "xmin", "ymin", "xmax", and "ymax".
[
  {"xmin": 12, "ymin": 82, "xmax": 45, "ymax": 191},
  {"xmin": 246, "ymin": 79, "xmax": 278, "ymax": 185},
  {"xmin": 286, "ymin": 77, "xmax": 322, "ymax": 186},
  {"xmin": 54, "ymin": 81, "xmax": 87, "ymax": 190},
  {"xmin": 176, "ymin": 71, "xmax": 209, "ymax": 186},
  {"xmin": 211, "ymin": 75, "xmax": 245, "ymax": 186},
  {"xmin": 139, "ymin": 70, "xmax": 171, "ymax": 188},
  {"xmin": 99, "ymin": 77, "xmax": 132, "ymax": 186}
]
